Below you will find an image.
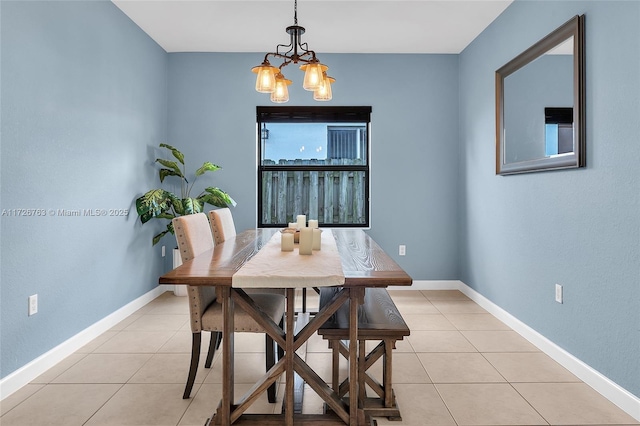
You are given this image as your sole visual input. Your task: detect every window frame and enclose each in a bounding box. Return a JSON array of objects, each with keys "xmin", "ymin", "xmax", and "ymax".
[{"xmin": 257, "ymin": 106, "xmax": 371, "ymax": 228}]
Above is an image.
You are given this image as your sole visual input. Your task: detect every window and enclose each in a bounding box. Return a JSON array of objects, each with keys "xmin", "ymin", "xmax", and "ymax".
[
  {"xmin": 545, "ymin": 107, "xmax": 574, "ymax": 156},
  {"xmin": 257, "ymin": 106, "xmax": 371, "ymax": 228}
]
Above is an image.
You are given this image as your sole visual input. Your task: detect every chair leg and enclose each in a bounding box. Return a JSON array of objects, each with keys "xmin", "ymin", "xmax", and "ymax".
[
  {"xmin": 205, "ymin": 331, "xmax": 221, "ymax": 368},
  {"xmin": 266, "ymin": 333, "xmax": 276, "ymax": 403},
  {"xmin": 183, "ymin": 332, "xmax": 202, "ymax": 399},
  {"xmin": 215, "ymin": 330, "xmax": 222, "ymax": 350}
]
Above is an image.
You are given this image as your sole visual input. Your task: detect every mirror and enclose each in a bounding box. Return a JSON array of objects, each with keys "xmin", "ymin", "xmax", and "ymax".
[{"xmin": 496, "ymin": 15, "xmax": 585, "ymax": 175}]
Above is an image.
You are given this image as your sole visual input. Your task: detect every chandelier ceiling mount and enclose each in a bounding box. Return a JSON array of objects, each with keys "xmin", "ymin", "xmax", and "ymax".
[{"xmin": 251, "ymin": 0, "xmax": 334, "ymax": 103}]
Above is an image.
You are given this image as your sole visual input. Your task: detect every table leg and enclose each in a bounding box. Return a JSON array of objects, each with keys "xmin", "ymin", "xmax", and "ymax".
[
  {"xmin": 220, "ymin": 287, "xmax": 234, "ymax": 426},
  {"xmin": 358, "ymin": 339, "xmax": 366, "ymax": 408},
  {"xmin": 349, "ymin": 287, "xmax": 364, "ymax": 425},
  {"xmin": 285, "ymin": 288, "xmax": 295, "ymax": 426}
]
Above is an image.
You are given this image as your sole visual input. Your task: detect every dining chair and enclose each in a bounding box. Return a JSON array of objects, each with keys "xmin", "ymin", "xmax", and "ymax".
[
  {"xmin": 209, "ymin": 208, "xmax": 285, "ymax": 301},
  {"xmin": 173, "ymin": 213, "xmax": 285, "ymax": 401},
  {"xmin": 208, "ymin": 207, "xmax": 237, "ymax": 245}
]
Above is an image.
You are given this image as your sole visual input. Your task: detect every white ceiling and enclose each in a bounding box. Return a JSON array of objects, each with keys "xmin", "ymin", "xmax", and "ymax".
[{"xmin": 111, "ymin": 0, "xmax": 513, "ymax": 54}]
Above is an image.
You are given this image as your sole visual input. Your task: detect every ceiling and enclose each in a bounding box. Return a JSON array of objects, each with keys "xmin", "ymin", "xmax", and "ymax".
[{"xmin": 111, "ymin": 0, "xmax": 513, "ymax": 54}]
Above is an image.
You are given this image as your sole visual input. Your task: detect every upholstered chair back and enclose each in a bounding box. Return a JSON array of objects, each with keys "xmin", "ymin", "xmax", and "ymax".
[
  {"xmin": 208, "ymin": 208, "xmax": 237, "ymax": 245},
  {"xmin": 172, "ymin": 213, "xmax": 217, "ymax": 333}
]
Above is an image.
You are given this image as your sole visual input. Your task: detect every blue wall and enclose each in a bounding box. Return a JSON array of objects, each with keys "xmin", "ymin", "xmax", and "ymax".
[
  {"xmin": 459, "ymin": 0, "xmax": 639, "ymax": 397},
  {"xmin": 0, "ymin": 1, "xmax": 168, "ymax": 378},
  {"xmin": 167, "ymin": 52, "xmax": 461, "ymax": 280}
]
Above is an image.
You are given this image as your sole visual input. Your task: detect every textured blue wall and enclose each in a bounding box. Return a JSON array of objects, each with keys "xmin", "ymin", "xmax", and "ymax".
[
  {"xmin": 0, "ymin": 1, "xmax": 168, "ymax": 378},
  {"xmin": 167, "ymin": 52, "xmax": 461, "ymax": 281},
  {"xmin": 459, "ymin": 1, "xmax": 640, "ymax": 397}
]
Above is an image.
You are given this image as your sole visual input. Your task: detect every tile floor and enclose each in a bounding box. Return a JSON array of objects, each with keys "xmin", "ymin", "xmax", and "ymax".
[{"xmin": 1, "ymin": 290, "xmax": 637, "ymax": 426}]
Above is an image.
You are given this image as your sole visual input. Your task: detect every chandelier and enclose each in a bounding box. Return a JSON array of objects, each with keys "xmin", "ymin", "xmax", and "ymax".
[{"xmin": 251, "ymin": 0, "xmax": 334, "ymax": 103}]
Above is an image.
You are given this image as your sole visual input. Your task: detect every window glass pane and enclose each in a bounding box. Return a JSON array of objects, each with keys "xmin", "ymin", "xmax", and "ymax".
[{"xmin": 261, "ymin": 122, "xmax": 367, "ymax": 164}]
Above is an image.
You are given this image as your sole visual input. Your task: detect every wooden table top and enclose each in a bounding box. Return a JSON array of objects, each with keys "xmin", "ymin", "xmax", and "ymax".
[{"xmin": 159, "ymin": 228, "xmax": 412, "ymax": 288}]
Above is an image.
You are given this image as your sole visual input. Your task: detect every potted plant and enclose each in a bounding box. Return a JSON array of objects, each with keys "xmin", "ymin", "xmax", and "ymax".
[{"xmin": 136, "ymin": 143, "xmax": 236, "ymax": 246}]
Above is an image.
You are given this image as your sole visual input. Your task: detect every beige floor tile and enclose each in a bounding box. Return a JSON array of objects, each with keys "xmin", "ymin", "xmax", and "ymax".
[
  {"xmin": 178, "ymin": 383, "xmax": 221, "ymax": 425},
  {"xmin": 205, "ymin": 352, "xmax": 272, "ymax": 384},
  {"xmin": 368, "ymin": 352, "xmax": 431, "ymax": 384},
  {"xmin": 84, "ymin": 383, "xmax": 190, "ymax": 425},
  {"xmin": 301, "ymin": 383, "xmax": 326, "ymax": 414},
  {"xmin": 0, "ymin": 384, "xmax": 44, "ymax": 414},
  {"xmin": 158, "ymin": 330, "xmax": 215, "ymax": 353},
  {"xmin": 390, "ymin": 337, "xmax": 414, "ymax": 352},
  {"xmin": 30, "ymin": 353, "xmax": 87, "ymax": 383},
  {"xmin": 77, "ymin": 331, "xmax": 119, "ymax": 353},
  {"xmin": 407, "ymin": 331, "xmax": 478, "ymax": 353},
  {"xmin": 93, "ymin": 330, "xmax": 176, "ymax": 353},
  {"xmin": 109, "ymin": 314, "xmax": 142, "ymax": 331},
  {"xmin": 444, "ymin": 313, "xmax": 511, "ymax": 330},
  {"xmin": 0, "ymin": 384, "xmax": 121, "ymax": 426},
  {"xmin": 484, "ymin": 352, "xmax": 580, "ymax": 382},
  {"xmin": 388, "ymin": 291, "xmax": 440, "ymax": 315},
  {"xmin": 374, "ymin": 383, "xmax": 456, "ymax": 426},
  {"xmin": 417, "ymin": 352, "xmax": 505, "ymax": 383},
  {"xmin": 124, "ymin": 314, "xmax": 190, "ymax": 331},
  {"xmin": 52, "ymin": 353, "xmax": 152, "ymax": 383},
  {"xmin": 402, "ymin": 313, "xmax": 457, "ymax": 331},
  {"xmin": 421, "ymin": 290, "xmax": 470, "ymax": 300},
  {"xmin": 305, "ymin": 352, "xmax": 347, "ymax": 384},
  {"xmin": 430, "ymin": 299, "xmax": 488, "ymax": 314},
  {"xmin": 513, "ymin": 383, "xmax": 640, "ymax": 425},
  {"xmin": 306, "ymin": 331, "xmax": 332, "ymax": 353},
  {"xmin": 145, "ymin": 296, "xmax": 190, "ymax": 315},
  {"xmin": 233, "ymin": 332, "xmax": 270, "ymax": 353},
  {"xmin": 436, "ymin": 383, "xmax": 547, "ymax": 425},
  {"xmin": 129, "ymin": 353, "xmax": 210, "ymax": 384},
  {"xmin": 462, "ymin": 330, "xmax": 540, "ymax": 352},
  {"xmin": 179, "ymin": 382, "xmax": 280, "ymax": 425}
]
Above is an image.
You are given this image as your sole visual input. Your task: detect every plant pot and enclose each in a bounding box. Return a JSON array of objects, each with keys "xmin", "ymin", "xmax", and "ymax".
[{"xmin": 173, "ymin": 248, "xmax": 188, "ymax": 296}]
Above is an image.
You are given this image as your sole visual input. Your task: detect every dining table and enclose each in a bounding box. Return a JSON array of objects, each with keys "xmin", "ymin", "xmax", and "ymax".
[{"xmin": 159, "ymin": 228, "xmax": 412, "ymax": 426}]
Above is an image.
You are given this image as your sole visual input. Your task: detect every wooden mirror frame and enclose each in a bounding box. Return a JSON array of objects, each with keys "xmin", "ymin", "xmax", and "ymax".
[{"xmin": 496, "ymin": 15, "xmax": 585, "ymax": 175}]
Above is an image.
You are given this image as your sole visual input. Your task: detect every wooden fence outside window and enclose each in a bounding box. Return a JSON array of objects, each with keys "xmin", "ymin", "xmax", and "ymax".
[{"xmin": 261, "ymin": 159, "xmax": 367, "ymax": 226}]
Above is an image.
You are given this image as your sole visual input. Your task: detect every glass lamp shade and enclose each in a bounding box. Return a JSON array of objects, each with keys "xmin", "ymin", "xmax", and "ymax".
[
  {"xmin": 251, "ymin": 63, "xmax": 278, "ymax": 93},
  {"xmin": 271, "ymin": 73, "xmax": 292, "ymax": 103},
  {"xmin": 313, "ymin": 74, "xmax": 335, "ymax": 101},
  {"xmin": 301, "ymin": 62, "xmax": 328, "ymax": 91}
]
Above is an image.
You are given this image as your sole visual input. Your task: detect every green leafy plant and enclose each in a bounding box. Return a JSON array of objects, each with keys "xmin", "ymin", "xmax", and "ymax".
[{"xmin": 136, "ymin": 143, "xmax": 236, "ymax": 245}]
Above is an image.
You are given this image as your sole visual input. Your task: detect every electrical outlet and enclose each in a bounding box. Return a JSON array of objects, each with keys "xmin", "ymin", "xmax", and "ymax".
[
  {"xmin": 28, "ymin": 294, "xmax": 38, "ymax": 316},
  {"xmin": 555, "ymin": 284, "xmax": 563, "ymax": 304},
  {"xmin": 162, "ymin": 245, "xmax": 166, "ymax": 257},
  {"xmin": 399, "ymin": 245, "xmax": 406, "ymax": 256}
]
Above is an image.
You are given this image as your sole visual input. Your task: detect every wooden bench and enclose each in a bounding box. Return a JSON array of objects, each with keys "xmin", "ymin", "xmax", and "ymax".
[{"xmin": 317, "ymin": 287, "xmax": 410, "ymax": 421}]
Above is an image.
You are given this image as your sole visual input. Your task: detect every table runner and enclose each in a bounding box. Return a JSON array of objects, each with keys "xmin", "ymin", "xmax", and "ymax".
[{"xmin": 232, "ymin": 229, "xmax": 345, "ymax": 288}]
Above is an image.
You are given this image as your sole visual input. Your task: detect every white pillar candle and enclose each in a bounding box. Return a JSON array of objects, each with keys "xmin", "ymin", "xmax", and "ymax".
[
  {"xmin": 281, "ymin": 232, "xmax": 294, "ymax": 251},
  {"xmin": 312, "ymin": 228, "xmax": 322, "ymax": 250},
  {"xmin": 288, "ymin": 222, "xmax": 297, "ymax": 229},
  {"xmin": 298, "ymin": 227, "xmax": 313, "ymax": 255},
  {"xmin": 296, "ymin": 214, "xmax": 306, "ymax": 229},
  {"xmin": 308, "ymin": 219, "xmax": 319, "ymax": 229}
]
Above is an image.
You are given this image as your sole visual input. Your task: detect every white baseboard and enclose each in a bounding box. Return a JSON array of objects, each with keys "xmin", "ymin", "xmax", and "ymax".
[
  {"xmin": 392, "ymin": 279, "xmax": 462, "ymax": 290},
  {"xmin": 0, "ymin": 285, "xmax": 171, "ymax": 400},
  {"xmin": 457, "ymin": 281, "xmax": 640, "ymax": 422}
]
